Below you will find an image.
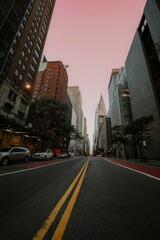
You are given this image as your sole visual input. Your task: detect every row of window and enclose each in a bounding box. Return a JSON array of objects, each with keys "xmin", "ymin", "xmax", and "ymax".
[
  {"xmin": 124, "ymin": 114, "xmax": 132, "ymax": 119},
  {"xmin": 4, "ymin": 90, "xmax": 27, "ymax": 114},
  {"xmin": 5, "ymin": 0, "xmax": 53, "ymax": 93}
]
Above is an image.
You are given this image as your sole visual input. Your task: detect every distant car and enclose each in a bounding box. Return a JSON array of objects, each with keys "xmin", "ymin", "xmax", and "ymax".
[
  {"xmin": 56, "ymin": 152, "xmax": 68, "ymax": 158},
  {"xmin": 32, "ymin": 149, "xmax": 53, "ymax": 160},
  {"xmin": 68, "ymin": 152, "xmax": 75, "ymax": 157},
  {"xmin": 0, "ymin": 146, "xmax": 31, "ymax": 166}
]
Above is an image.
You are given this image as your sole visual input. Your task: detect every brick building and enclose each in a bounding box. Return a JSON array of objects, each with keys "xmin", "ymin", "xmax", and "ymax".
[{"xmin": 32, "ymin": 59, "xmax": 68, "ymax": 103}]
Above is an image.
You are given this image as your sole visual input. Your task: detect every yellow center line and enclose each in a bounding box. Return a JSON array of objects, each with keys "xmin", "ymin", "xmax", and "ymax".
[
  {"xmin": 52, "ymin": 159, "xmax": 90, "ymax": 240},
  {"xmin": 33, "ymin": 159, "xmax": 90, "ymax": 240}
]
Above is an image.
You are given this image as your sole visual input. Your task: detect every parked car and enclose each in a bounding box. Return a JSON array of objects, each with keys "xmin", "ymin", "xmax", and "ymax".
[
  {"xmin": 57, "ymin": 152, "xmax": 69, "ymax": 158},
  {"xmin": 32, "ymin": 149, "xmax": 53, "ymax": 160},
  {"xmin": 0, "ymin": 146, "xmax": 31, "ymax": 166}
]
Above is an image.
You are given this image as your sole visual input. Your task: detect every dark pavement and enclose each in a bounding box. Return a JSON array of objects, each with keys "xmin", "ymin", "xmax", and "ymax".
[{"xmin": 0, "ymin": 156, "xmax": 160, "ymax": 240}]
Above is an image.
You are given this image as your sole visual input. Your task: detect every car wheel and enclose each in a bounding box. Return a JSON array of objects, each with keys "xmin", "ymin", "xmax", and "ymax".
[
  {"xmin": 24, "ymin": 156, "xmax": 29, "ymax": 163},
  {"xmin": 2, "ymin": 157, "xmax": 9, "ymax": 166}
]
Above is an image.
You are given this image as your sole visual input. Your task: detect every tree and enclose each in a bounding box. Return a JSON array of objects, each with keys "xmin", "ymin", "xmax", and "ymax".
[
  {"xmin": 28, "ymin": 98, "xmax": 69, "ymax": 148},
  {"xmin": 125, "ymin": 115, "xmax": 154, "ymax": 161},
  {"xmin": 111, "ymin": 125, "xmax": 131, "ymax": 159},
  {"xmin": 68, "ymin": 125, "xmax": 76, "ymax": 139}
]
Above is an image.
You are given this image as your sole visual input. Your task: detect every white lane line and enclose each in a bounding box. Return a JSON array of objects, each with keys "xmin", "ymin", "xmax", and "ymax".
[
  {"xmin": 0, "ymin": 158, "xmax": 79, "ymax": 177},
  {"xmin": 104, "ymin": 158, "xmax": 160, "ymax": 181}
]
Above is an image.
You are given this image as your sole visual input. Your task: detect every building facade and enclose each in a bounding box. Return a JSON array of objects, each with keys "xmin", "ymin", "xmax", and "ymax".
[
  {"xmin": 83, "ymin": 117, "xmax": 90, "ymax": 155},
  {"xmin": 33, "ymin": 59, "xmax": 68, "ymax": 103},
  {"xmin": 107, "ymin": 69, "xmax": 120, "ymax": 122},
  {"xmin": 68, "ymin": 107, "xmax": 77, "ymax": 154},
  {"xmin": 105, "ymin": 117, "xmax": 112, "ymax": 152},
  {"xmin": 0, "ymin": 0, "xmax": 56, "ymax": 147},
  {"xmin": 107, "ymin": 67, "xmax": 132, "ymax": 127},
  {"xmin": 0, "ymin": 0, "xmax": 56, "ymax": 125},
  {"xmin": 125, "ymin": 0, "xmax": 160, "ymax": 160},
  {"xmin": 67, "ymin": 86, "xmax": 83, "ymax": 134}
]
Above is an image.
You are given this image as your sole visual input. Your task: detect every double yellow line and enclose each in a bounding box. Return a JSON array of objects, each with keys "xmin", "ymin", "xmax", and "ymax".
[{"xmin": 33, "ymin": 158, "xmax": 90, "ymax": 240}]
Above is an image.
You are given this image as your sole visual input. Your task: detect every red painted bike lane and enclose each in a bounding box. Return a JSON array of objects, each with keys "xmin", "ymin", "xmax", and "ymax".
[{"xmin": 105, "ymin": 158, "xmax": 160, "ymax": 180}]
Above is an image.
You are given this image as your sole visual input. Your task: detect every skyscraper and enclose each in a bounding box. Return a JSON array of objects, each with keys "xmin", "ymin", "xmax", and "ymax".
[
  {"xmin": 67, "ymin": 86, "xmax": 84, "ymax": 155},
  {"xmin": 107, "ymin": 67, "xmax": 132, "ymax": 127},
  {"xmin": 0, "ymin": 0, "xmax": 56, "ymax": 128},
  {"xmin": 107, "ymin": 68, "xmax": 120, "ymax": 124},
  {"xmin": 93, "ymin": 94, "xmax": 106, "ymax": 151},
  {"xmin": 125, "ymin": 0, "xmax": 160, "ymax": 159},
  {"xmin": 67, "ymin": 86, "xmax": 83, "ymax": 134}
]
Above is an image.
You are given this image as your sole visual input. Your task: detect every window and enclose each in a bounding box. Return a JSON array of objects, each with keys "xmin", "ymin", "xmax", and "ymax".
[
  {"xmin": 37, "ymin": 42, "xmax": 41, "ymax": 51},
  {"xmin": 3, "ymin": 103, "xmax": 13, "ymax": 113},
  {"xmin": 22, "ymin": 64, "xmax": 26, "ymax": 70},
  {"xmin": 19, "ymin": 74, "xmax": 23, "ymax": 80},
  {"xmin": 9, "ymin": 48, "xmax": 14, "ymax": 54},
  {"xmin": 33, "ymin": 56, "xmax": 37, "ymax": 65},
  {"xmin": 23, "ymin": 16, "xmax": 27, "ymax": 22},
  {"xmin": 41, "ymin": 26, "xmax": 45, "ymax": 33},
  {"xmin": 13, "ymin": 38, "xmax": 17, "ymax": 45},
  {"xmin": 38, "ymin": 37, "xmax": 42, "ymax": 45},
  {"xmin": 8, "ymin": 90, "xmax": 17, "ymax": 102},
  {"xmin": 26, "ymin": 10, "xmax": 30, "ymax": 15},
  {"xmin": 30, "ymin": 64, "xmax": 35, "ymax": 72},
  {"xmin": 17, "ymin": 30, "xmax": 22, "ymax": 37},
  {"xmin": 28, "ymin": 72, "xmax": 34, "ymax": 80},
  {"xmin": 35, "ymin": 49, "xmax": 39, "ymax": 58},
  {"xmin": 25, "ymin": 56, "xmax": 28, "ymax": 62},
  {"xmin": 15, "ymin": 69, "xmax": 19, "ymax": 76},
  {"xmin": 20, "ymin": 23, "xmax": 25, "ymax": 29},
  {"xmin": 40, "ymin": 30, "xmax": 44, "ymax": 39},
  {"xmin": 19, "ymin": 100, "xmax": 27, "ymax": 112}
]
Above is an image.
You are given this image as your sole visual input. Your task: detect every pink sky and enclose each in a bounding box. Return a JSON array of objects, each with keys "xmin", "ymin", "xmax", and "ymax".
[{"xmin": 44, "ymin": 0, "xmax": 147, "ymax": 143}]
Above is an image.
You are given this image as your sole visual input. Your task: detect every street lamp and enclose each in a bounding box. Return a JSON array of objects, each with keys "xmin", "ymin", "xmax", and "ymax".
[{"xmin": 24, "ymin": 82, "xmax": 31, "ymax": 90}]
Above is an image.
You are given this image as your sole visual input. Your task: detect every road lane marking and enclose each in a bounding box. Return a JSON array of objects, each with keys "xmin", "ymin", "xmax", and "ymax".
[
  {"xmin": 52, "ymin": 159, "xmax": 90, "ymax": 240},
  {"xmin": 0, "ymin": 158, "xmax": 81, "ymax": 177},
  {"xmin": 72, "ymin": 158, "xmax": 87, "ymax": 169},
  {"xmin": 105, "ymin": 158, "xmax": 160, "ymax": 181},
  {"xmin": 33, "ymin": 159, "xmax": 89, "ymax": 240}
]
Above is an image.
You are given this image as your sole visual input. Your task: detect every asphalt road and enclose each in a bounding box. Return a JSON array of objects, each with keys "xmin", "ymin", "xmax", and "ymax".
[{"xmin": 0, "ymin": 156, "xmax": 160, "ymax": 240}]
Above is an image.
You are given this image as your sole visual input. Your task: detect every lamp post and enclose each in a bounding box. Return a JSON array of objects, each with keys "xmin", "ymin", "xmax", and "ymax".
[{"xmin": 142, "ymin": 140, "xmax": 146, "ymax": 161}]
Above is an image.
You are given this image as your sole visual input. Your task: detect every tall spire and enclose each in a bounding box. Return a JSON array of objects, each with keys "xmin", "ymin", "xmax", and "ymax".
[{"xmin": 98, "ymin": 94, "xmax": 106, "ymax": 115}]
